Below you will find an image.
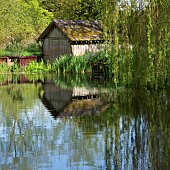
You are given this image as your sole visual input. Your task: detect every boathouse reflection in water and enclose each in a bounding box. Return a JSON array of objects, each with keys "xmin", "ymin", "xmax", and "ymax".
[{"xmin": 40, "ymin": 81, "xmax": 111, "ymax": 118}]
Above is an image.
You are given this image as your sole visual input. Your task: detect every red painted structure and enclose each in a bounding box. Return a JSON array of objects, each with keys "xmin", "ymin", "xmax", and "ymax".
[
  {"xmin": 19, "ymin": 56, "xmax": 37, "ymax": 66},
  {"xmin": 0, "ymin": 56, "xmax": 38, "ymax": 66},
  {"xmin": 0, "ymin": 57, "xmax": 8, "ymax": 64}
]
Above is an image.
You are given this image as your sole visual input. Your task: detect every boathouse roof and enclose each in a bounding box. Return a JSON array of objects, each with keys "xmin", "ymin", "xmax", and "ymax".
[{"xmin": 38, "ymin": 19, "xmax": 104, "ymax": 42}]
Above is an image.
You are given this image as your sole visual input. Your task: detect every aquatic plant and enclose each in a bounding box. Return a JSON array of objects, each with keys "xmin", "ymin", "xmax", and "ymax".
[
  {"xmin": 24, "ymin": 60, "xmax": 51, "ymax": 73},
  {"xmin": 53, "ymin": 51, "xmax": 109, "ymax": 74}
]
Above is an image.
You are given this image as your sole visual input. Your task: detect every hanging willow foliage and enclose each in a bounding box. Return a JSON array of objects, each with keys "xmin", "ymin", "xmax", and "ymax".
[
  {"xmin": 119, "ymin": 1, "xmax": 132, "ymax": 85},
  {"xmin": 102, "ymin": 0, "xmax": 119, "ymax": 86},
  {"xmin": 102, "ymin": 0, "xmax": 170, "ymax": 89}
]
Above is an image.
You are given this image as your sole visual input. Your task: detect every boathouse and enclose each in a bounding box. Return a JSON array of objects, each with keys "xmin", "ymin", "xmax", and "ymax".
[{"xmin": 38, "ymin": 20, "xmax": 104, "ymax": 62}]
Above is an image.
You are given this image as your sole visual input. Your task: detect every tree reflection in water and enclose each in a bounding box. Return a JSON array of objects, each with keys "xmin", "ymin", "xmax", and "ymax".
[{"xmin": 0, "ymin": 75, "xmax": 169, "ymax": 169}]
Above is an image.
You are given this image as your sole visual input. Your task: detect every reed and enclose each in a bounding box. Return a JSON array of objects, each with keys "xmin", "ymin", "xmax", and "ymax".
[{"xmin": 53, "ymin": 51, "xmax": 109, "ymax": 74}]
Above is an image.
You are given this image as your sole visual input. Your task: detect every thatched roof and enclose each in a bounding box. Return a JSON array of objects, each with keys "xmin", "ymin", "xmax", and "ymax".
[{"xmin": 38, "ymin": 19, "xmax": 104, "ymax": 42}]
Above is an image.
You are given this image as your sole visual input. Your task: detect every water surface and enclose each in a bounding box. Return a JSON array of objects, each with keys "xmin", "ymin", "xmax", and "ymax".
[{"xmin": 0, "ymin": 74, "xmax": 169, "ymax": 170}]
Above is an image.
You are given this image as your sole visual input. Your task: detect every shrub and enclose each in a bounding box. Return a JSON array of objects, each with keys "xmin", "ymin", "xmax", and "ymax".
[
  {"xmin": 0, "ymin": 42, "xmax": 42, "ymax": 57},
  {"xmin": 24, "ymin": 60, "xmax": 51, "ymax": 73},
  {"xmin": 0, "ymin": 62, "xmax": 10, "ymax": 73}
]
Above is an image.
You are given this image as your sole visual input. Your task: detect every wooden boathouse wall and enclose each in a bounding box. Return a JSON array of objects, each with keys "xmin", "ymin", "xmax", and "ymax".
[
  {"xmin": 43, "ymin": 27, "xmax": 72, "ymax": 62},
  {"xmin": 71, "ymin": 41, "xmax": 104, "ymax": 56}
]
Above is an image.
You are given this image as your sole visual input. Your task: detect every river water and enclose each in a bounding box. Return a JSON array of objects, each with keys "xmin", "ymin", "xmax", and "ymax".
[{"xmin": 0, "ymin": 74, "xmax": 169, "ymax": 170}]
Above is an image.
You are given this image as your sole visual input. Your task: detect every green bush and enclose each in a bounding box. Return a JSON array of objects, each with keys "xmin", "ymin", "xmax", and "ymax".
[
  {"xmin": 0, "ymin": 43, "xmax": 42, "ymax": 57},
  {"xmin": 24, "ymin": 60, "xmax": 51, "ymax": 73},
  {"xmin": 24, "ymin": 43, "xmax": 42, "ymax": 56},
  {"xmin": 0, "ymin": 50, "xmax": 11, "ymax": 57},
  {"xmin": 0, "ymin": 62, "xmax": 10, "ymax": 73}
]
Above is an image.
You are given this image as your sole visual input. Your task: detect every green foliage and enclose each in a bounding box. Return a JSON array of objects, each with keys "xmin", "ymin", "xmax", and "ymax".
[
  {"xmin": 0, "ymin": 0, "xmax": 169, "ymax": 89},
  {"xmin": 53, "ymin": 55, "xmax": 87, "ymax": 74},
  {"xmin": 23, "ymin": 43, "xmax": 42, "ymax": 56},
  {"xmin": 0, "ymin": 0, "xmax": 53, "ymax": 49},
  {"xmin": 26, "ymin": 43, "xmax": 41, "ymax": 53},
  {"xmin": 39, "ymin": 0, "xmax": 102, "ymax": 20},
  {"xmin": 0, "ymin": 50, "xmax": 11, "ymax": 57},
  {"xmin": 0, "ymin": 43, "xmax": 42, "ymax": 57},
  {"xmin": 0, "ymin": 62, "xmax": 10, "ymax": 73},
  {"xmin": 0, "ymin": 60, "xmax": 21, "ymax": 73},
  {"xmin": 53, "ymin": 51, "xmax": 109, "ymax": 74},
  {"xmin": 24, "ymin": 60, "xmax": 52, "ymax": 73},
  {"xmin": 0, "ymin": 74, "xmax": 8, "ymax": 84},
  {"xmin": 102, "ymin": 0, "xmax": 170, "ymax": 89},
  {"xmin": 11, "ymin": 61, "xmax": 21, "ymax": 73}
]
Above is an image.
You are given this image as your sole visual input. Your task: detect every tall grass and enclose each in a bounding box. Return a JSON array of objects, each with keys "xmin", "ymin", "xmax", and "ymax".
[
  {"xmin": 53, "ymin": 55, "xmax": 88, "ymax": 74},
  {"xmin": 0, "ymin": 59, "xmax": 21, "ymax": 73},
  {"xmin": 0, "ymin": 51, "xmax": 110, "ymax": 74},
  {"xmin": 0, "ymin": 52, "xmax": 108, "ymax": 74}
]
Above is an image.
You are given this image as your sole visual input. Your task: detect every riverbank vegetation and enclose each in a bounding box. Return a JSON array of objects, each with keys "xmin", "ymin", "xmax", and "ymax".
[
  {"xmin": 0, "ymin": 0, "xmax": 169, "ymax": 89},
  {"xmin": 0, "ymin": 51, "xmax": 108, "ymax": 74},
  {"xmin": 53, "ymin": 51, "xmax": 108, "ymax": 74}
]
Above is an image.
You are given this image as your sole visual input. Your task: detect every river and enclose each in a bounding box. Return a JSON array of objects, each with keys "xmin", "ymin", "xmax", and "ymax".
[{"xmin": 0, "ymin": 74, "xmax": 169, "ymax": 170}]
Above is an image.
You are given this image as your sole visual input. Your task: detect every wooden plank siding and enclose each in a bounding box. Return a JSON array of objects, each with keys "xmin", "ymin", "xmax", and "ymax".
[
  {"xmin": 43, "ymin": 27, "xmax": 72, "ymax": 62},
  {"xmin": 71, "ymin": 43, "xmax": 104, "ymax": 56}
]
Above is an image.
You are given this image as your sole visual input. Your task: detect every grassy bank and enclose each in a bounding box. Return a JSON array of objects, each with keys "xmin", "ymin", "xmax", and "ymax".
[
  {"xmin": 0, "ymin": 51, "xmax": 108, "ymax": 74},
  {"xmin": 0, "ymin": 50, "xmax": 169, "ymax": 89}
]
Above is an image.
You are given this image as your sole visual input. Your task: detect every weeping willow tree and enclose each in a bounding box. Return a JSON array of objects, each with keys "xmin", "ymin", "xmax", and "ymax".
[
  {"xmin": 102, "ymin": 0, "xmax": 119, "ymax": 85},
  {"xmin": 102, "ymin": 0, "xmax": 170, "ymax": 89}
]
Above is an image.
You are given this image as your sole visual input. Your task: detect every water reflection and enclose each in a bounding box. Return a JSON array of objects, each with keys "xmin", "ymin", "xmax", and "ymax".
[
  {"xmin": 40, "ymin": 79, "xmax": 112, "ymax": 118},
  {"xmin": 0, "ymin": 74, "xmax": 169, "ymax": 170},
  {"xmin": 40, "ymin": 82, "xmax": 73, "ymax": 117}
]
